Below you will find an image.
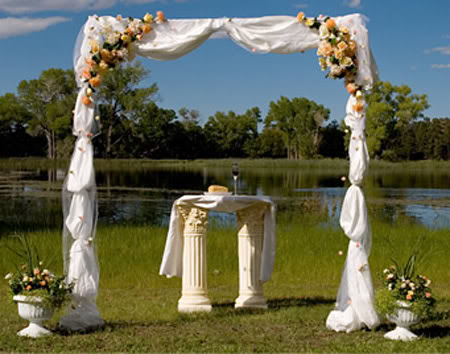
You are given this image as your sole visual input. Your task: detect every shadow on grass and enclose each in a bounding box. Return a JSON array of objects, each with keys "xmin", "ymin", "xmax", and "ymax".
[
  {"xmin": 212, "ymin": 296, "xmax": 335, "ymax": 310},
  {"xmin": 415, "ymin": 324, "xmax": 450, "ymax": 338}
]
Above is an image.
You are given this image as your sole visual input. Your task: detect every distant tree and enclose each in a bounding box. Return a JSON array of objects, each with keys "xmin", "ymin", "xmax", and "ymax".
[
  {"xmin": 256, "ymin": 127, "xmax": 286, "ymax": 158},
  {"xmin": 95, "ymin": 61, "xmax": 158, "ymax": 158},
  {"xmin": 131, "ymin": 102, "xmax": 179, "ymax": 158},
  {"xmin": 204, "ymin": 107, "xmax": 261, "ymax": 158},
  {"xmin": 365, "ymin": 81, "xmax": 429, "ymax": 159},
  {"xmin": 0, "ymin": 93, "xmax": 45, "ymax": 157},
  {"xmin": 17, "ymin": 69, "xmax": 77, "ymax": 159},
  {"xmin": 319, "ymin": 120, "xmax": 345, "ymax": 158},
  {"xmin": 176, "ymin": 108, "xmax": 207, "ymax": 159},
  {"xmin": 265, "ymin": 96, "xmax": 330, "ymax": 159}
]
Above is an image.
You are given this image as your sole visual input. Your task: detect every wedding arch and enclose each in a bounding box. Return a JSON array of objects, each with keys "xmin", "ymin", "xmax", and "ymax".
[{"xmin": 61, "ymin": 11, "xmax": 379, "ymax": 332}]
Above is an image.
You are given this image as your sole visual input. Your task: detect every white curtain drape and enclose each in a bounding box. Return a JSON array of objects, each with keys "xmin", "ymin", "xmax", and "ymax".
[
  {"xmin": 325, "ymin": 95, "xmax": 380, "ymax": 332},
  {"xmin": 65, "ymin": 12, "xmax": 378, "ymax": 331}
]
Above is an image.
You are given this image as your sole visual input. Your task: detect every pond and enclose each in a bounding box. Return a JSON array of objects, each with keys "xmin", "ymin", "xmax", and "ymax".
[{"xmin": 1, "ymin": 162, "xmax": 450, "ymax": 233}]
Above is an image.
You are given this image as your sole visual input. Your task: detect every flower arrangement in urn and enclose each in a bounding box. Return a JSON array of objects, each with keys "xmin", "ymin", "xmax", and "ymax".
[
  {"xmin": 4, "ymin": 235, "xmax": 74, "ymax": 337},
  {"xmin": 4, "ymin": 235, "xmax": 74, "ymax": 309},
  {"xmin": 376, "ymin": 252, "xmax": 436, "ymax": 341}
]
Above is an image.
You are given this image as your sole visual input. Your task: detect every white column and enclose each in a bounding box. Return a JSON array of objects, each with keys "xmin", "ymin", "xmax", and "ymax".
[
  {"xmin": 235, "ymin": 204, "xmax": 268, "ymax": 309},
  {"xmin": 177, "ymin": 205, "xmax": 212, "ymax": 312}
]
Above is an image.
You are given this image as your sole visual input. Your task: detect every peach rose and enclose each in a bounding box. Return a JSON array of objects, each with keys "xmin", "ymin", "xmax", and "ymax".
[
  {"xmin": 82, "ymin": 96, "xmax": 92, "ymax": 106},
  {"xmin": 100, "ymin": 49, "xmax": 112, "ymax": 62},
  {"xmin": 406, "ymin": 294, "xmax": 413, "ymax": 301},
  {"xmin": 89, "ymin": 76, "xmax": 101, "ymax": 87},
  {"xmin": 89, "ymin": 40, "xmax": 100, "ymax": 53},
  {"xmin": 26, "ymin": 285, "xmax": 32, "ymax": 291},
  {"xmin": 353, "ymin": 102, "xmax": 364, "ymax": 112},
  {"xmin": 98, "ymin": 61, "xmax": 109, "ymax": 73},
  {"xmin": 157, "ymin": 11, "xmax": 165, "ymax": 22},
  {"xmin": 40, "ymin": 280, "xmax": 46, "ymax": 287},
  {"xmin": 297, "ymin": 12, "xmax": 305, "ymax": 22},
  {"xmin": 346, "ymin": 82, "xmax": 357, "ymax": 95},
  {"xmin": 142, "ymin": 24, "xmax": 152, "ymax": 33},
  {"xmin": 326, "ymin": 18, "xmax": 336, "ymax": 29},
  {"xmin": 425, "ymin": 292, "xmax": 431, "ymax": 298},
  {"xmin": 82, "ymin": 68, "xmax": 92, "ymax": 79}
]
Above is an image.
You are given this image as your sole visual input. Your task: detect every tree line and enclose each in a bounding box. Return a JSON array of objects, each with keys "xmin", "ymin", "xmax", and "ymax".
[{"xmin": 0, "ymin": 62, "xmax": 448, "ymax": 161}]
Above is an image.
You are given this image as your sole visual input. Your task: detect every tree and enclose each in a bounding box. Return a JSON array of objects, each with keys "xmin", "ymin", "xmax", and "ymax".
[
  {"xmin": 365, "ymin": 81, "xmax": 429, "ymax": 159},
  {"xmin": 203, "ymin": 108, "xmax": 261, "ymax": 158},
  {"xmin": 95, "ymin": 61, "xmax": 158, "ymax": 158},
  {"xmin": 17, "ymin": 69, "xmax": 77, "ymax": 159},
  {"xmin": 319, "ymin": 120, "xmax": 346, "ymax": 158},
  {"xmin": 265, "ymin": 96, "xmax": 330, "ymax": 159},
  {"xmin": 0, "ymin": 93, "xmax": 45, "ymax": 157}
]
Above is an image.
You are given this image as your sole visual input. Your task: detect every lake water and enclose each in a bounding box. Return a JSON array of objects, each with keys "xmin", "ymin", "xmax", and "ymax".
[{"xmin": 1, "ymin": 164, "xmax": 450, "ymax": 233}]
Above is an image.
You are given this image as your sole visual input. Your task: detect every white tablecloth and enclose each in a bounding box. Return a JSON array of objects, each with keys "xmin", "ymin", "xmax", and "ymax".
[{"xmin": 159, "ymin": 195, "xmax": 276, "ymax": 282}]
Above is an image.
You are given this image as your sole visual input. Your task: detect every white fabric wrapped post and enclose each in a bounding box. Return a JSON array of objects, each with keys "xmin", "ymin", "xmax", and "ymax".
[
  {"xmin": 326, "ymin": 95, "xmax": 379, "ymax": 332},
  {"xmin": 60, "ymin": 19, "xmax": 104, "ymax": 331}
]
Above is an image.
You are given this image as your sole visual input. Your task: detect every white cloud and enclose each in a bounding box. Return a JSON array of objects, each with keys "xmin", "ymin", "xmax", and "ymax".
[
  {"xmin": 345, "ymin": 0, "xmax": 361, "ymax": 8},
  {"xmin": 431, "ymin": 64, "xmax": 450, "ymax": 69},
  {"xmin": 0, "ymin": 16, "xmax": 71, "ymax": 39},
  {"xmin": 425, "ymin": 47, "xmax": 450, "ymax": 55},
  {"xmin": 0, "ymin": 0, "xmax": 169, "ymax": 14},
  {"xmin": 294, "ymin": 3, "xmax": 309, "ymax": 9}
]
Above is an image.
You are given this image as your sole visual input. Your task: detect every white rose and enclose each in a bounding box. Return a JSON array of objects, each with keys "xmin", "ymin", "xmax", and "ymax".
[
  {"xmin": 319, "ymin": 24, "xmax": 330, "ymax": 39},
  {"xmin": 23, "ymin": 276, "xmax": 29, "ymax": 282},
  {"xmin": 4, "ymin": 273, "xmax": 13, "ymax": 280}
]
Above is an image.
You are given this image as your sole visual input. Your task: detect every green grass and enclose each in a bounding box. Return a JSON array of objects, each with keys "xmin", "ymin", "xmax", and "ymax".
[{"xmin": 1, "ymin": 218, "xmax": 450, "ymax": 352}]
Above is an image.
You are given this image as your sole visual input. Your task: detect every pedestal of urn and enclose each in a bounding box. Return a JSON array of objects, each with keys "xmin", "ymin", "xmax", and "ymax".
[{"xmin": 13, "ymin": 295, "xmax": 54, "ymax": 338}]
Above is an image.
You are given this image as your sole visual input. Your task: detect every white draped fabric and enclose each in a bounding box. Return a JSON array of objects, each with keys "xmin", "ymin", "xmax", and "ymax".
[
  {"xmin": 325, "ymin": 95, "xmax": 380, "ymax": 332},
  {"xmin": 65, "ymin": 12, "xmax": 378, "ymax": 331},
  {"xmin": 160, "ymin": 195, "xmax": 276, "ymax": 282}
]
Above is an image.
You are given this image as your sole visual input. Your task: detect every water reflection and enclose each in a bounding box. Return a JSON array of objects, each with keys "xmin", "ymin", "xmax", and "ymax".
[{"xmin": 1, "ymin": 165, "xmax": 450, "ymax": 233}]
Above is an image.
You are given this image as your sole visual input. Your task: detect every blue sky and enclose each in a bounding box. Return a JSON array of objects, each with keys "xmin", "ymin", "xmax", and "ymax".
[{"xmin": 1, "ymin": 0, "xmax": 449, "ymax": 124}]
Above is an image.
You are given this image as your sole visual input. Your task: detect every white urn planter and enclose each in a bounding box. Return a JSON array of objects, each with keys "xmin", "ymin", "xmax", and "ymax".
[
  {"xmin": 385, "ymin": 301, "xmax": 420, "ymax": 341},
  {"xmin": 13, "ymin": 295, "xmax": 54, "ymax": 338}
]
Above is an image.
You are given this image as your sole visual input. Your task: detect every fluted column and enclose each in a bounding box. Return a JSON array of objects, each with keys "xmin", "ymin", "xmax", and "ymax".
[
  {"xmin": 235, "ymin": 204, "xmax": 268, "ymax": 309},
  {"xmin": 177, "ymin": 205, "xmax": 212, "ymax": 312}
]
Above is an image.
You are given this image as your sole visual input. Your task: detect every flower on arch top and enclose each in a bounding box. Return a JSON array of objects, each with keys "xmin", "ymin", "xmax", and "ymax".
[
  {"xmin": 80, "ymin": 11, "xmax": 166, "ymax": 106},
  {"xmin": 299, "ymin": 12, "xmax": 364, "ymax": 110}
]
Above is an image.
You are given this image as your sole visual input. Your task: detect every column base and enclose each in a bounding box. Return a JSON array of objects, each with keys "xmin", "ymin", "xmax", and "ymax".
[
  {"xmin": 178, "ymin": 295, "xmax": 212, "ymax": 313},
  {"xmin": 234, "ymin": 295, "xmax": 268, "ymax": 310}
]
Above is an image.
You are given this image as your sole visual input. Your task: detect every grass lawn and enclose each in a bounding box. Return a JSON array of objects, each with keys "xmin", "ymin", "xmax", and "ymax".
[{"xmin": 1, "ymin": 217, "xmax": 450, "ymax": 352}]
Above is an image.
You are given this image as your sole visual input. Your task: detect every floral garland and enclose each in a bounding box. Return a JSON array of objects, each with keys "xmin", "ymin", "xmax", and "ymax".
[
  {"xmin": 297, "ymin": 12, "xmax": 364, "ymax": 113},
  {"xmin": 81, "ymin": 11, "xmax": 165, "ymax": 106}
]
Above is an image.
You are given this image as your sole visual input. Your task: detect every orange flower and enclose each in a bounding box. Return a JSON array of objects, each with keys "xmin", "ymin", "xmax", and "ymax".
[
  {"xmin": 142, "ymin": 24, "xmax": 152, "ymax": 34},
  {"xmin": 85, "ymin": 58, "xmax": 95, "ymax": 68},
  {"xmin": 326, "ymin": 18, "xmax": 336, "ymax": 29},
  {"xmin": 100, "ymin": 49, "xmax": 113, "ymax": 62},
  {"xmin": 89, "ymin": 76, "xmax": 101, "ymax": 87},
  {"xmin": 345, "ymin": 82, "xmax": 357, "ymax": 95},
  {"xmin": 26, "ymin": 285, "xmax": 32, "ymax": 291},
  {"xmin": 157, "ymin": 11, "xmax": 165, "ymax": 22},
  {"xmin": 82, "ymin": 68, "xmax": 92, "ymax": 79},
  {"xmin": 116, "ymin": 14, "xmax": 122, "ymax": 21},
  {"xmin": 82, "ymin": 96, "xmax": 92, "ymax": 106},
  {"xmin": 40, "ymin": 280, "xmax": 46, "ymax": 287},
  {"xmin": 126, "ymin": 27, "xmax": 134, "ymax": 36},
  {"xmin": 353, "ymin": 102, "xmax": 364, "ymax": 112},
  {"xmin": 297, "ymin": 12, "xmax": 305, "ymax": 22}
]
